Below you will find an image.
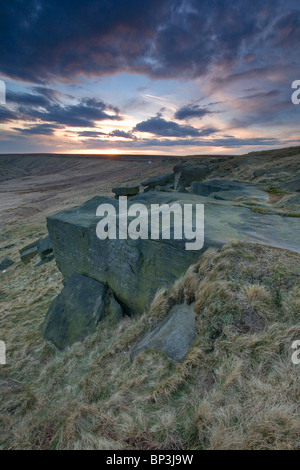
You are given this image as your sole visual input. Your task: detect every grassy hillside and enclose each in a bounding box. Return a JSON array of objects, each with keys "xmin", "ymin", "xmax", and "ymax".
[{"xmin": 1, "ymin": 240, "xmax": 299, "ymax": 450}]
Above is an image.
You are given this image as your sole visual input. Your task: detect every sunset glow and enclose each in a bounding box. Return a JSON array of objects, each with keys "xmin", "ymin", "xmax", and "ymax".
[{"xmin": 0, "ymin": 1, "xmax": 299, "ymax": 155}]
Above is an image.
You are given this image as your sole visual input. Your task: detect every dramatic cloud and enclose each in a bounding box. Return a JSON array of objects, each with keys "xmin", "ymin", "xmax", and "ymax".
[
  {"xmin": 133, "ymin": 116, "xmax": 216, "ymax": 137},
  {"xmin": 174, "ymin": 104, "xmax": 213, "ymax": 120},
  {"xmin": 1, "ymin": 0, "xmax": 299, "ymax": 154},
  {"xmin": 7, "ymin": 91, "xmax": 50, "ymax": 107},
  {"xmin": 109, "ymin": 130, "xmax": 135, "ymax": 139},
  {"xmin": 0, "ymin": 108, "xmax": 17, "ymax": 123},
  {"xmin": 13, "ymin": 123, "xmax": 63, "ymax": 135},
  {"xmin": 16, "ymin": 97, "xmax": 123, "ymax": 128},
  {"xmin": 77, "ymin": 130, "xmax": 106, "ymax": 138},
  {"xmin": 1, "ymin": 0, "xmax": 299, "ymax": 83}
]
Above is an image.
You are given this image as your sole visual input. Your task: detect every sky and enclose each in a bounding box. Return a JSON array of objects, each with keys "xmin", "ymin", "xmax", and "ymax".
[{"xmin": 0, "ymin": 0, "xmax": 299, "ymax": 156}]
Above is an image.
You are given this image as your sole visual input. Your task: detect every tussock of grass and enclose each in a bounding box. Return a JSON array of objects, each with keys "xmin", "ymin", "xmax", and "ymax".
[{"xmin": 1, "ymin": 238, "xmax": 300, "ymax": 450}]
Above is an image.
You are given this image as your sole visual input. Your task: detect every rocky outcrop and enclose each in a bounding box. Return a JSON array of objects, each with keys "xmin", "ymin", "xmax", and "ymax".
[
  {"xmin": 46, "ymin": 190, "xmax": 300, "ymax": 321},
  {"xmin": 47, "ymin": 194, "xmax": 200, "ymax": 316},
  {"xmin": 130, "ymin": 304, "xmax": 196, "ymax": 362},
  {"xmin": 173, "ymin": 163, "xmax": 213, "ymax": 189},
  {"xmin": 43, "ymin": 273, "xmax": 123, "ymax": 350},
  {"xmin": 141, "ymin": 173, "xmax": 174, "ymax": 191}
]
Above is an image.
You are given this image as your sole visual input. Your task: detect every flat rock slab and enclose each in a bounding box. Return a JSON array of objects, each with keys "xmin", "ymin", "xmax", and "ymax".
[
  {"xmin": 43, "ymin": 273, "xmax": 108, "ymax": 350},
  {"xmin": 190, "ymin": 180, "xmax": 268, "ymax": 202},
  {"xmin": 130, "ymin": 304, "xmax": 196, "ymax": 362}
]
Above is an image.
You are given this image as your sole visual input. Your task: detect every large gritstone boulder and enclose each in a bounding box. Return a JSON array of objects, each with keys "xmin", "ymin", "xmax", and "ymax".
[
  {"xmin": 47, "ymin": 194, "xmax": 201, "ymax": 316},
  {"xmin": 47, "ymin": 191, "xmax": 300, "ymax": 317},
  {"xmin": 44, "ymin": 274, "xmax": 111, "ymax": 350}
]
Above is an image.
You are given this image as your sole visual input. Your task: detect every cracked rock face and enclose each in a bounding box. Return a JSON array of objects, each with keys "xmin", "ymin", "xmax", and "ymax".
[
  {"xmin": 47, "ymin": 190, "xmax": 300, "ymax": 319},
  {"xmin": 46, "ymin": 194, "xmax": 201, "ymax": 316}
]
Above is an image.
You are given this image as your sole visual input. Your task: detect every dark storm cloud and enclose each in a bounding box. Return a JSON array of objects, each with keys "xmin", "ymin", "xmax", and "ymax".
[
  {"xmin": 109, "ymin": 130, "xmax": 135, "ymax": 139},
  {"xmin": 32, "ymin": 87, "xmax": 66, "ymax": 102},
  {"xmin": 268, "ymin": 10, "xmax": 300, "ymax": 47},
  {"xmin": 13, "ymin": 123, "xmax": 63, "ymax": 135},
  {"xmin": 17, "ymin": 97, "xmax": 123, "ymax": 127},
  {"xmin": 240, "ymin": 90, "xmax": 281, "ymax": 100},
  {"xmin": 174, "ymin": 104, "xmax": 213, "ymax": 120},
  {"xmin": 1, "ymin": 0, "xmax": 299, "ymax": 83},
  {"xmin": 77, "ymin": 130, "xmax": 106, "ymax": 138},
  {"xmin": 133, "ymin": 116, "xmax": 217, "ymax": 137},
  {"xmin": 7, "ymin": 91, "xmax": 50, "ymax": 107},
  {"xmin": 0, "ymin": 107, "xmax": 18, "ymax": 123}
]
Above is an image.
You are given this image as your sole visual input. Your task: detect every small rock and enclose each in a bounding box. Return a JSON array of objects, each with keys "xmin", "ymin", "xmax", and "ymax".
[
  {"xmin": 20, "ymin": 246, "xmax": 39, "ymax": 264},
  {"xmin": 112, "ymin": 186, "xmax": 140, "ymax": 197},
  {"xmin": 38, "ymin": 235, "xmax": 53, "ymax": 260},
  {"xmin": 35, "ymin": 252, "xmax": 55, "ymax": 267},
  {"xmin": 130, "ymin": 304, "xmax": 196, "ymax": 362},
  {"xmin": 0, "ymin": 258, "xmax": 14, "ymax": 270},
  {"xmin": 19, "ymin": 239, "xmax": 40, "ymax": 264}
]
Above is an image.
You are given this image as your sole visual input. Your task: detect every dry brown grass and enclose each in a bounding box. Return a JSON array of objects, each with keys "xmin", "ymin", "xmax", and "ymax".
[{"xmin": 1, "ymin": 231, "xmax": 300, "ymax": 450}]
